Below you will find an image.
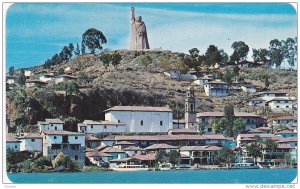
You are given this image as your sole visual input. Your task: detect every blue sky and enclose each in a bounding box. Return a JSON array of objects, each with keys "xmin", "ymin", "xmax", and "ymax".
[{"xmin": 6, "ymin": 3, "xmax": 297, "ymax": 69}]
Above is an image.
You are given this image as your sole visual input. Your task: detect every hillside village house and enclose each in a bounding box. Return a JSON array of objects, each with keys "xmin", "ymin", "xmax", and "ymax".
[
  {"xmin": 85, "ymin": 151, "xmax": 114, "ymax": 166},
  {"xmin": 55, "ymin": 74, "xmax": 78, "ymax": 83},
  {"xmin": 248, "ymin": 97, "xmax": 267, "ymax": 107},
  {"xmin": 41, "ymin": 130, "xmax": 85, "ymax": 166},
  {"xmin": 266, "ymin": 98, "xmax": 293, "ymax": 112},
  {"xmin": 39, "ymin": 73, "xmax": 56, "ymax": 82},
  {"xmin": 18, "ymin": 133, "xmax": 43, "ymax": 152},
  {"xmin": 172, "ymin": 119, "xmax": 185, "ymax": 129},
  {"xmin": 193, "ymin": 76, "xmax": 213, "ymax": 86},
  {"xmin": 25, "ymin": 80, "xmax": 47, "ymax": 88},
  {"xmin": 247, "ymin": 127, "xmax": 272, "ymax": 134},
  {"xmin": 236, "ymin": 134, "xmax": 275, "ymax": 147},
  {"xmin": 204, "ymin": 80, "xmax": 229, "ymax": 96},
  {"xmin": 196, "ymin": 112, "xmax": 266, "ymax": 133},
  {"xmin": 38, "ymin": 118, "xmax": 64, "ymax": 132},
  {"xmin": 144, "ymin": 143, "xmax": 179, "ymax": 153},
  {"xmin": 100, "ymin": 134, "xmax": 228, "ymax": 148},
  {"xmin": 122, "ymin": 146, "xmax": 145, "ymax": 157},
  {"xmin": 6, "ymin": 134, "xmax": 21, "ymax": 152},
  {"xmin": 262, "ymin": 91, "xmax": 289, "ymax": 100},
  {"xmin": 104, "ymin": 106, "xmax": 173, "ymax": 133},
  {"xmin": 24, "ymin": 70, "xmax": 32, "ymax": 78},
  {"xmin": 241, "ymin": 84, "xmax": 256, "ymax": 93},
  {"xmin": 85, "ymin": 134, "xmax": 101, "ymax": 148},
  {"xmin": 113, "ymin": 141, "xmax": 136, "ymax": 149},
  {"xmin": 271, "ymin": 116, "xmax": 297, "ymax": 127},
  {"xmin": 180, "ymin": 145, "xmax": 222, "ymax": 164},
  {"xmin": 275, "ymin": 130, "xmax": 297, "ymax": 138},
  {"xmin": 6, "ymin": 76, "xmax": 17, "ymax": 84},
  {"xmin": 78, "ymin": 120, "xmax": 126, "ymax": 134}
]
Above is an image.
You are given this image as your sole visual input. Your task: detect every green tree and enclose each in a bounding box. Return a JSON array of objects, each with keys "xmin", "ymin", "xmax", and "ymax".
[
  {"xmin": 9, "ymin": 66, "xmax": 15, "ymax": 76},
  {"xmin": 63, "ymin": 81, "xmax": 80, "ymax": 96},
  {"xmin": 111, "ymin": 53, "xmax": 122, "ymax": 69},
  {"xmin": 74, "ymin": 43, "xmax": 80, "ymax": 56},
  {"xmin": 81, "ymin": 41, "xmax": 86, "ymax": 54},
  {"xmin": 204, "ymin": 45, "xmax": 222, "ymax": 66},
  {"xmin": 78, "ymin": 71, "xmax": 88, "ymax": 84},
  {"xmin": 264, "ymin": 139, "xmax": 278, "ymax": 159},
  {"xmin": 216, "ymin": 147, "xmax": 235, "ymax": 164},
  {"xmin": 224, "ymin": 104, "xmax": 235, "ymax": 137},
  {"xmin": 264, "ymin": 76, "xmax": 270, "ymax": 89},
  {"xmin": 68, "ymin": 43, "xmax": 74, "ymax": 59},
  {"xmin": 156, "ymin": 150, "xmax": 169, "ymax": 165},
  {"xmin": 209, "ymin": 120, "xmax": 220, "ymax": 134},
  {"xmin": 222, "ymin": 68, "xmax": 233, "ymax": 84},
  {"xmin": 219, "ymin": 49, "xmax": 229, "ymax": 63},
  {"xmin": 82, "ymin": 28, "xmax": 107, "ymax": 54},
  {"xmin": 58, "ymin": 68, "xmax": 64, "ymax": 75},
  {"xmin": 233, "ymin": 118, "xmax": 246, "ymax": 137},
  {"xmin": 169, "ymin": 150, "xmax": 181, "ymax": 166},
  {"xmin": 59, "ymin": 46, "xmax": 70, "ymax": 61},
  {"xmin": 283, "ymin": 37, "xmax": 297, "ymax": 69},
  {"xmin": 197, "ymin": 122, "xmax": 205, "ymax": 135},
  {"xmin": 233, "ymin": 65, "xmax": 240, "ymax": 79},
  {"xmin": 269, "ymin": 39, "xmax": 285, "ymax": 69},
  {"xmin": 252, "ymin": 48, "xmax": 269, "ymax": 64},
  {"xmin": 189, "ymin": 48, "xmax": 199, "ymax": 58},
  {"xmin": 246, "ymin": 142, "xmax": 263, "ymax": 163},
  {"xmin": 100, "ymin": 53, "xmax": 112, "ymax": 69},
  {"xmin": 17, "ymin": 73, "xmax": 26, "ymax": 86},
  {"xmin": 230, "ymin": 41, "xmax": 249, "ymax": 63},
  {"xmin": 218, "ymin": 118, "xmax": 229, "ymax": 134}
]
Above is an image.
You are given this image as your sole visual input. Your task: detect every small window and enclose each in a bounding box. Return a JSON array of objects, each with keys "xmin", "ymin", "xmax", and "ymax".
[
  {"xmin": 44, "ymin": 136, "xmax": 46, "ymax": 139},
  {"xmin": 75, "ymin": 136, "xmax": 78, "ymax": 140},
  {"xmin": 74, "ymin": 155, "xmax": 78, "ymax": 160},
  {"xmin": 141, "ymin": 120, "xmax": 143, "ymax": 126},
  {"xmin": 118, "ymin": 120, "xmax": 120, "ymax": 123},
  {"xmin": 286, "ymin": 106, "xmax": 289, "ymax": 108},
  {"xmin": 104, "ymin": 125, "xmax": 107, "ymax": 129},
  {"xmin": 31, "ymin": 139, "xmax": 35, "ymax": 142},
  {"xmin": 276, "ymin": 106, "xmax": 280, "ymax": 108},
  {"xmin": 51, "ymin": 124, "xmax": 53, "ymax": 127},
  {"xmin": 15, "ymin": 145, "xmax": 17, "ymax": 149},
  {"xmin": 54, "ymin": 136, "xmax": 57, "ymax": 139},
  {"xmin": 55, "ymin": 126, "xmax": 57, "ymax": 130},
  {"xmin": 160, "ymin": 121, "xmax": 163, "ymax": 126},
  {"xmin": 116, "ymin": 125, "xmax": 118, "ymax": 128},
  {"xmin": 91, "ymin": 125, "xmax": 93, "ymax": 129}
]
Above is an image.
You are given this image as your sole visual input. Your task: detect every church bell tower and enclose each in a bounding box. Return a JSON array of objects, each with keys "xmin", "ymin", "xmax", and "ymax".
[{"xmin": 185, "ymin": 84, "xmax": 197, "ymax": 130}]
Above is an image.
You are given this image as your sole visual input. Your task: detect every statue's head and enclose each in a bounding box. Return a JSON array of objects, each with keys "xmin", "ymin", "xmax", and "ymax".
[{"xmin": 137, "ymin": 16, "xmax": 142, "ymax": 22}]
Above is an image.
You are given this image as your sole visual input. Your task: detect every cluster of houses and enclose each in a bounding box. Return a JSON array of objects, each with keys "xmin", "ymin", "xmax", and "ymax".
[
  {"xmin": 6, "ymin": 68, "xmax": 78, "ymax": 89},
  {"xmin": 6, "ymin": 85, "xmax": 297, "ymax": 168}
]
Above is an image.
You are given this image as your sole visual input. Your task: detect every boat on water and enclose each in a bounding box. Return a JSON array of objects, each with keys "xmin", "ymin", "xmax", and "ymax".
[
  {"xmin": 228, "ymin": 163, "xmax": 259, "ymax": 169},
  {"xmin": 112, "ymin": 164, "xmax": 149, "ymax": 171}
]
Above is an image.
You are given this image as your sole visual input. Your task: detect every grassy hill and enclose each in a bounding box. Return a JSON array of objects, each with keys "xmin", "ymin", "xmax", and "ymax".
[{"xmin": 7, "ymin": 50, "xmax": 297, "ymax": 132}]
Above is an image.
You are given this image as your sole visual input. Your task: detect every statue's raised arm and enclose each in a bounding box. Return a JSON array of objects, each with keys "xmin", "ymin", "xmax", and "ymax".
[{"xmin": 131, "ymin": 7, "xmax": 135, "ymax": 21}]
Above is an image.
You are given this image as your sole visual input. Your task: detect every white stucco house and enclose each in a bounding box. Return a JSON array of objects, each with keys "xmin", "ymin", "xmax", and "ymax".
[
  {"xmin": 41, "ymin": 130, "xmax": 85, "ymax": 166},
  {"xmin": 24, "ymin": 70, "xmax": 32, "ymax": 77},
  {"xmin": 266, "ymin": 98, "xmax": 293, "ymax": 112},
  {"xmin": 204, "ymin": 80, "xmax": 229, "ymax": 96},
  {"xmin": 38, "ymin": 118, "xmax": 64, "ymax": 132},
  {"xmin": 39, "ymin": 74, "xmax": 55, "ymax": 82},
  {"xmin": 193, "ymin": 76, "xmax": 214, "ymax": 86},
  {"xmin": 262, "ymin": 91, "xmax": 289, "ymax": 101},
  {"xmin": 241, "ymin": 85, "xmax": 256, "ymax": 93},
  {"xmin": 6, "ymin": 134, "xmax": 21, "ymax": 152},
  {"xmin": 104, "ymin": 106, "xmax": 173, "ymax": 133},
  {"xmin": 25, "ymin": 80, "xmax": 47, "ymax": 88},
  {"xmin": 78, "ymin": 120, "xmax": 126, "ymax": 134},
  {"xmin": 6, "ymin": 76, "xmax": 17, "ymax": 84},
  {"xmin": 18, "ymin": 133, "xmax": 43, "ymax": 152},
  {"xmin": 55, "ymin": 75, "xmax": 78, "ymax": 84}
]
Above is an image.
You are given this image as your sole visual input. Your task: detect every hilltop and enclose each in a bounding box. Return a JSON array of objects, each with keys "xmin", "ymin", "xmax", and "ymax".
[{"xmin": 7, "ymin": 50, "xmax": 297, "ymax": 132}]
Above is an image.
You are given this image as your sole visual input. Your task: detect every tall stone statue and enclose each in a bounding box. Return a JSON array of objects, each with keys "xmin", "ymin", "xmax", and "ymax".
[{"xmin": 130, "ymin": 7, "xmax": 150, "ymax": 50}]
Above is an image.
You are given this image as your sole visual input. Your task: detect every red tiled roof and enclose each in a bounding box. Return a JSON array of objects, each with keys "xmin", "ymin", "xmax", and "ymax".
[
  {"xmin": 6, "ymin": 134, "xmax": 21, "ymax": 142},
  {"xmin": 83, "ymin": 120, "xmax": 125, "ymax": 125},
  {"xmin": 95, "ymin": 145, "xmax": 108, "ymax": 151},
  {"xmin": 85, "ymin": 134, "xmax": 100, "ymax": 141},
  {"xmin": 277, "ymin": 137, "xmax": 297, "ymax": 143},
  {"xmin": 207, "ymin": 80, "xmax": 228, "ymax": 85},
  {"xmin": 240, "ymin": 137, "xmax": 256, "ymax": 141},
  {"xmin": 204, "ymin": 134, "xmax": 226, "ymax": 140},
  {"xmin": 45, "ymin": 118, "xmax": 64, "ymax": 124},
  {"xmin": 168, "ymin": 128, "xmax": 199, "ymax": 134},
  {"xmin": 277, "ymin": 144, "xmax": 294, "ymax": 149},
  {"xmin": 180, "ymin": 145, "xmax": 222, "ymax": 151},
  {"xmin": 113, "ymin": 141, "xmax": 135, "ymax": 145},
  {"xmin": 101, "ymin": 147, "xmax": 126, "ymax": 153},
  {"xmin": 109, "ymin": 158, "xmax": 132, "ymax": 162},
  {"xmin": 104, "ymin": 106, "xmax": 172, "ymax": 112},
  {"xmin": 18, "ymin": 133, "xmax": 42, "ymax": 139},
  {"xmin": 276, "ymin": 130, "xmax": 297, "ymax": 134},
  {"xmin": 267, "ymin": 98, "xmax": 292, "ymax": 102},
  {"xmin": 102, "ymin": 135, "xmax": 207, "ymax": 141},
  {"xmin": 85, "ymin": 151, "xmax": 113, "ymax": 157},
  {"xmin": 197, "ymin": 112, "xmax": 261, "ymax": 118},
  {"xmin": 145, "ymin": 143, "xmax": 178, "ymax": 150},
  {"xmin": 122, "ymin": 146, "xmax": 145, "ymax": 151},
  {"xmin": 238, "ymin": 134, "xmax": 275, "ymax": 139},
  {"xmin": 272, "ymin": 116, "xmax": 296, "ymax": 121},
  {"xmin": 133, "ymin": 153, "xmax": 156, "ymax": 161},
  {"xmin": 42, "ymin": 130, "xmax": 85, "ymax": 135}
]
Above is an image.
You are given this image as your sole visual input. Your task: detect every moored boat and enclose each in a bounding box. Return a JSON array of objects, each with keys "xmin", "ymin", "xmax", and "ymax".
[{"xmin": 228, "ymin": 163, "xmax": 259, "ymax": 169}]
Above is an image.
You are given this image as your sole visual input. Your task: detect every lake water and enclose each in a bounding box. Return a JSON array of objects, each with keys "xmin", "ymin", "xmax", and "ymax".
[{"xmin": 7, "ymin": 169, "xmax": 297, "ymax": 184}]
